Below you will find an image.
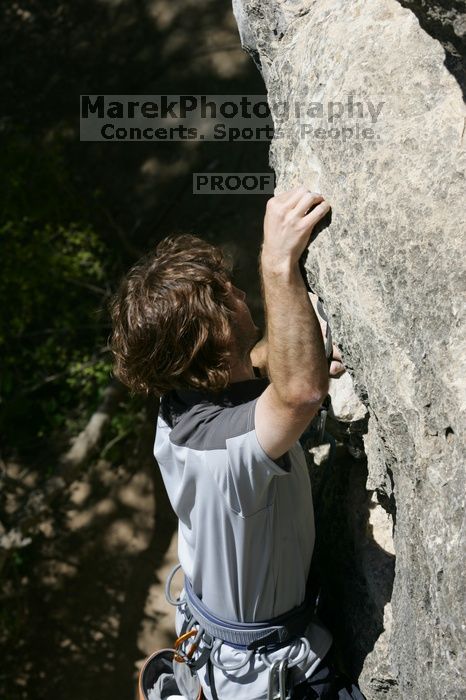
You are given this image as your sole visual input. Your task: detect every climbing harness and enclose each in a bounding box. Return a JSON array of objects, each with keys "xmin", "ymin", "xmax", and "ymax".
[
  {"xmin": 182, "ymin": 571, "xmax": 317, "ymax": 652},
  {"xmin": 155, "ymin": 563, "xmax": 320, "ymax": 700}
]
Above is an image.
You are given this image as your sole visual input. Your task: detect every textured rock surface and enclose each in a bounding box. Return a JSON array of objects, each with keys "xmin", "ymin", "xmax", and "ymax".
[
  {"xmin": 233, "ymin": 1, "xmax": 466, "ymax": 698},
  {"xmin": 329, "ymin": 373, "xmax": 368, "ymax": 423}
]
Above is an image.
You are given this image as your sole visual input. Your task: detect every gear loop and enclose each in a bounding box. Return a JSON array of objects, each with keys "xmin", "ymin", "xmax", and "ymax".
[
  {"xmin": 260, "ymin": 636, "xmax": 310, "ymax": 670},
  {"xmin": 165, "ymin": 563, "xmax": 185, "ymax": 607},
  {"xmin": 209, "ymin": 638, "xmax": 254, "ymax": 672}
]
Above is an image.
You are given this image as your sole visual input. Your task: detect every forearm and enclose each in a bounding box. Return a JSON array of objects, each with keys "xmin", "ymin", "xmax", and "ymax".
[{"xmin": 260, "ymin": 254, "xmax": 329, "ymax": 405}]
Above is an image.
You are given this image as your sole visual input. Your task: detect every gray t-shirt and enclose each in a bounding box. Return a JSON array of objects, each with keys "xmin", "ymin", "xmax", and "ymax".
[{"xmin": 154, "ymin": 376, "xmax": 332, "ymax": 699}]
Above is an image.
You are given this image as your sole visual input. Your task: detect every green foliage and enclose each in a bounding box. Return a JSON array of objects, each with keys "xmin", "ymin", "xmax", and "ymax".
[
  {"xmin": 0, "ymin": 219, "xmax": 106, "ymax": 342},
  {"xmin": 0, "ymin": 133, "xmax": 115, "ymax": 457}
]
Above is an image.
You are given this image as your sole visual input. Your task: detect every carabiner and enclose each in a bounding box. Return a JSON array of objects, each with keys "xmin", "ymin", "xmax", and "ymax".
[
  {"xmin": 267, "ymin": 659, "xmax": 282, "ymax": 700},
  {"xmin": 174, "ymin": 629, "xmax": 198, "ymax": 663},
  {"xmin": 278, "ymin": 658, "xmax": 288, "ymax": 700},
  {"xmin": 267, "ymin": 657, "xmax": 290, "ymax": 700},
  {"xmin": 318, "ymin": 407, "xmax": 328, "ymax": 444}
]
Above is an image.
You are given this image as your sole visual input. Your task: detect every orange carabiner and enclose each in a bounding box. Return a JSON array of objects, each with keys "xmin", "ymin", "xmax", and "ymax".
[{"xmin": 173, "ymin": 628, "xmax": 198, "ymax": 662}]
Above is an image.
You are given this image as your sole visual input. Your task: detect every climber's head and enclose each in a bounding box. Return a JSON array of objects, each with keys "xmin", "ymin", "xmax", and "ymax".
[{"xmin": 109, "ymin": 233, "xmax": 259, "ymax": 396}]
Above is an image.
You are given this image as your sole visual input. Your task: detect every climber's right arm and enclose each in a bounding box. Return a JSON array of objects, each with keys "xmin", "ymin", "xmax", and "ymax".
[{"xmin": 255, "ymin": 185, "xmax": 331, "ymax": 461}]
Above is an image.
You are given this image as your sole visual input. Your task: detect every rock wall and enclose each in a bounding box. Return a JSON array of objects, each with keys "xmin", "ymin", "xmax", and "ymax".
[{"xmin": 232, "ymin": 1, "xmax": 466, "ymax": 698}]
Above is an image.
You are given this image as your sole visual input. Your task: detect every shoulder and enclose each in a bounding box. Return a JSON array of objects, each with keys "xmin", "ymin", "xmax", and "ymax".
[
  {"xmin": 169, "ymin": 400, "xmax": 255, "ymax": 451},
  {"xmin": 160, "ymin": 377, "xmax": 270, "ymax": 452}
]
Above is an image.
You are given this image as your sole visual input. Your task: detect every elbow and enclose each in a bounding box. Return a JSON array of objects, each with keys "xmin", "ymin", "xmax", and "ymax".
[{"xmin": 284, "ymin": 382, "xmax": 329, "ymax": 411}]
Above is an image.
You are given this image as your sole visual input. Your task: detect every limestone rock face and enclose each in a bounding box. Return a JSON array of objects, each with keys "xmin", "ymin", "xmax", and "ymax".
[{"xmin": 232, "ymin": 1, "xmax": 466, "ymax": 698}]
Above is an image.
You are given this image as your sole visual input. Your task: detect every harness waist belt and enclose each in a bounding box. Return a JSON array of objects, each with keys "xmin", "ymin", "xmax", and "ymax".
[{"xmin": 183, "ymin": 575, "xmax": 317, "ymax": 651}]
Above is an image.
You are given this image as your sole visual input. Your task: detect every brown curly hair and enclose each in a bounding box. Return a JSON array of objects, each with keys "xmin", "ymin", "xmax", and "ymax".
[{"xmin": 109, "ymin": 233, "xmax": 236, "ymax": 397}]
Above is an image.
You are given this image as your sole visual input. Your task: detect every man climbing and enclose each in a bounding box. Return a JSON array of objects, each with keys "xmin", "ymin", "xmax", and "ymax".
[{"xmin": 110, "ymin": 185, "xmax": 366, "ymax": 699}]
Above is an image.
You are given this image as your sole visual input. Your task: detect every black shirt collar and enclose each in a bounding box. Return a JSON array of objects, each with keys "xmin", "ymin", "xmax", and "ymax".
[{"xmin": 176, "ymin": 375, "xmax": 269, "ymax": 408}]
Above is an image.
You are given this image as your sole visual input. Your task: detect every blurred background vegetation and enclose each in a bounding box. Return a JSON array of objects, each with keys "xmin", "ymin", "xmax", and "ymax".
[
  {"xmin": 0, "ymin": 1, "xmax": 272, "ymax": 697},
  {"xmin": 1, "ymin": 133, "xmax": 112, "ymax": 456}
]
